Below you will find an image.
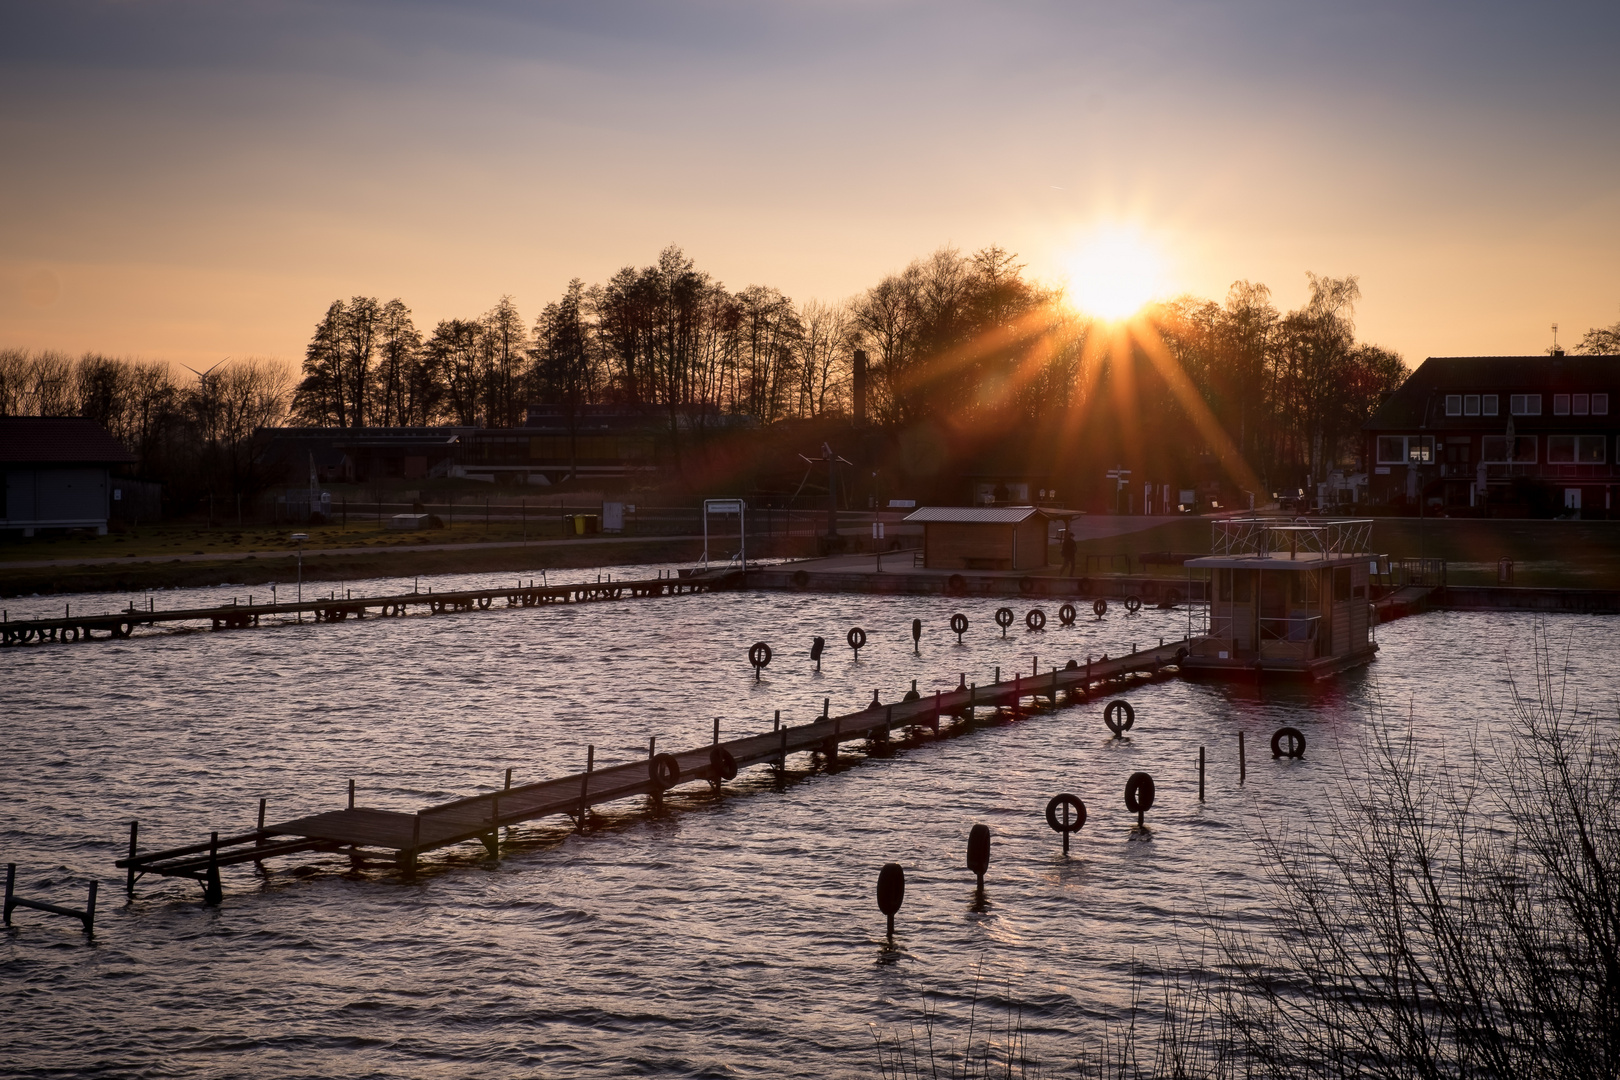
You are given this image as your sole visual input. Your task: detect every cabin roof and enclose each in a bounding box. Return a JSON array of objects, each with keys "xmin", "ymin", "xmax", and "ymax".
[
  {"xmin": 0, "ymin": 416, "xmax": 136, "ymax": 464},
  {"xmin": 1187, "ymin": 552, "xmax": 1370, "ymax": 570}
]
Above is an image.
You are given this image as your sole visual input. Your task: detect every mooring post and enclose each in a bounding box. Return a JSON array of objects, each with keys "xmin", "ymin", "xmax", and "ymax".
[
  {"xmin": 205, "ymin": 831, "xmax": 222, "ymax": 906},
  {"xmin": 257, "ymin": 798, "xmax": 266, "ymax": 832},
  {"xmin": 83, "ymin": 881, "xmax": 97, "ymax": 935},
  {"xmin": 1239, "ymin": 731, "xmax": 1247, "ymax": 784},
  {"xmin": 348, "ymin": 779, "xmax": 355, "ymax": 810},
  {"xmin": 773, "ymin": 709, "xmax": 780, "ymax": 732},
  {"xmin": 994, "ymin": 665, "xmax": 1000, "ymax": 685},
  {"xmin": 4, "ymin": 863, "xmax": 13, "ymax": 925},
  {"xmin": 823, "ymin": 697, "xmax": 830, "ymax": 719},
  {"xmin": 713, "ymin": 717, "xmax": 720, "ymax": 745},
  {"xmin": 505, "ymin": 767, "xmax": 513, "ymax": 790},
  {"xmin": 1199, "ymin": 746, "xmax": 1206, "ymax": 802},
  {"xmin": 125, "ymin": 820, "xmax": 139, "ymax": 895},
  {"xmin": 577, "ymin": 745, "xmax": 594, "ymax": 830}
]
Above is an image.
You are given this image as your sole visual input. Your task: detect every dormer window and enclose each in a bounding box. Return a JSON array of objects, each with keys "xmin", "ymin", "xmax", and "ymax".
[
  {"xmin": 1573, "ymin": 393, "xmax": 1589, "ymax": 416},
  {"xmin": 1511, "ymin": 394, "xmax": 1541, "ymax": 416},
  {"xmin": 1445, "ymin": 395, "xmax": 1462, "ymax": 416},
  {"xmin": 1482, "ymin": 394, "xmax": 1499, "ymax": 416},
  {"xmin": 1464, "ymin": 394, "xmax": 1480, "ymax": 416},
  {"xmin": 1554, "ymin": 394, "xmax": 1570, "ymax": 416},
  {"xmin": 1596, "ymin": 393, "xmax": 1610, "ymax": 416}
]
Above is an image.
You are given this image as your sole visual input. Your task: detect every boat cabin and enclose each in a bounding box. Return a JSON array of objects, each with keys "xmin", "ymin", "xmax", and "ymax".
[{"xmin": 1183, "ymin": 518, "xmax": 1377, "ymax": 680}]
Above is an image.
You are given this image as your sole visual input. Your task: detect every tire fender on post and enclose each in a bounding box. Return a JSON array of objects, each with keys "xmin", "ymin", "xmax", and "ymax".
[
  {"xmin": 710, "ymin": 746, "xmax": 738, "ymax": 781},
  {"xmin": 650, "ymin": 752, "xmax": 681, "ymax": 790},
  {"xmin": 1271, "ymin": 726, "xmax": 1307, "ymax": 759},
  {"xmin": 1103, "ymin": 699, "xmax": 1136, "ymax": 735},
  {"xmin": 1025, "ymin": 608, "xmax": 1046, "ymax": 631}
]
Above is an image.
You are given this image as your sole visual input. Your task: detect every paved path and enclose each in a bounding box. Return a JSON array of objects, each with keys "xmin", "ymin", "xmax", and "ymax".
[{"xmin": 0, "ymin": 533, "xmax": 707, "ymax": 572}]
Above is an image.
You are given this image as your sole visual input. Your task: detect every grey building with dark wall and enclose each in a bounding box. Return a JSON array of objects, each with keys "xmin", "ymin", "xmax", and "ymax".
[
  {"xmin": 0, "ymin": 417, "xmax": 138, "ymax": 536},
  {"xmin": 1362, "ymin": 354, "xmax": 1620, "ymax": 517}
]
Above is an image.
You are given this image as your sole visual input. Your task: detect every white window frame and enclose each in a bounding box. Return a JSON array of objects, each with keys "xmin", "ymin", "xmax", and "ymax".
[
  {"xmin": 1376, "ymin": 436, "xmax": 1407, "ymax": 464},
  {"xmin": 1445, "ymin": 394, "xmax": 1462, "ymax": 416},
  {"xmin": 1463, "ymin": 394, "xmax": 1480, "ymax": 416},
  {"xmin": 1511, "ymin": 394, "xmax": 1542, "ymax": 416},
  {"xmin": 1406, "ymin": 436, "xmax": 1434, "ymax": 464},
  {"xmin": 1554, "ymin": 394, "xmax": 1571, "ymax": 416},
  {"xmin": 1573, "ymin": 393, "xmax": 1589, "ymax": 416},
  {"xmin": 1595, "ymin": 393, "xmax": 1609, "ymax": 416},
  {"xmin": 1482, "ymin": 394, "xmax": 1499, "ymax": 416},
  {"xmin": 1547, "ymin": 435, "xmax": 1576, "ymax": 464},
  {"xmin": 1579, "ymin": 435, "xmax": 1607, "ymax": 464}
]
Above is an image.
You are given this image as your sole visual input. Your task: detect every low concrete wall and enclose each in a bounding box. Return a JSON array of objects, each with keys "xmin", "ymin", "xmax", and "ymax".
[
  {"xmin": 747, "ymin": 567, "xmax": 1210, "ymax": 602},
  {"xmin": 1436, "ymin": 586, "xmax": 1620, "ymax": 614}
]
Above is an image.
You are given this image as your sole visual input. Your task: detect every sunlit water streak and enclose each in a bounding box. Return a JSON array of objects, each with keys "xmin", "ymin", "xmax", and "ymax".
[{"xmin": 1, "ymin": 565, "xmax": 1614, "ymax": 1078}]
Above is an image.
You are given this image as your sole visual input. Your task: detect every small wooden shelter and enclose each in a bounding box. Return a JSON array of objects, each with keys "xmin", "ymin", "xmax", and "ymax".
[
  {"xmin": 904, "ymin": 506, "xmax": 1057, "ymax": 571},
  {"xmin": 1183, "ymin": 517, "xmax": 1377, "ymax": 679}
]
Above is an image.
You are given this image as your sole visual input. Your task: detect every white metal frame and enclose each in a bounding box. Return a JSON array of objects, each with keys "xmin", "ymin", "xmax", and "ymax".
[{"xmin": 700, "ymin": 499, "xmax": 746, "ymax": 569}]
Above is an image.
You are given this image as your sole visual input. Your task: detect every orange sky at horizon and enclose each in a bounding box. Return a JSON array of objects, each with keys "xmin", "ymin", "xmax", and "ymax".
[{"xmin": 3, "ymin": 1, "xmax": 1617, "ymax": 372}]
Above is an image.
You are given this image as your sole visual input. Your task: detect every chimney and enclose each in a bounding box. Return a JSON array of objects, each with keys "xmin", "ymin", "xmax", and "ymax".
[{"xmin": 852, "ymin": 349, "xmax": 868, "ymax": 428}]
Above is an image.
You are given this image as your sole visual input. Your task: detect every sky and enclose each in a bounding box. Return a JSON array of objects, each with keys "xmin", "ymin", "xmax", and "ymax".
[{"xmin": 2, "ymin": 0, "xmax": 1618, "ymax": 370}]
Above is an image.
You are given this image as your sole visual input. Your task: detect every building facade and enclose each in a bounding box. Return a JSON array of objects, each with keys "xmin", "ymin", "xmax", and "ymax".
[
  {"xmin": 1362, "ymin": 354, "xmax": 1620, "ymax": 517},
  {"xmin": 0, "ymin": 417, "xmax": 137, "ymax": 536}
]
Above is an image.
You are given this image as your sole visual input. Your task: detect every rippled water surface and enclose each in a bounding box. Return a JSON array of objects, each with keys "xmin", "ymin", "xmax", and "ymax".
[{"xmin": 2, "ymin": 563, "xmax": 1615, "ymax": 1078}]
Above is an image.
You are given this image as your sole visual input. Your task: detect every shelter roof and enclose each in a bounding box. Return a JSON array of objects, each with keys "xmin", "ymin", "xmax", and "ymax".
[
  {"xmin": 903, "ymin": 505, "xmax": 1056, "ymax": 524},
  {"xmin": 0, "ymin": 417, "xmax": 136, "ymax": 464}
]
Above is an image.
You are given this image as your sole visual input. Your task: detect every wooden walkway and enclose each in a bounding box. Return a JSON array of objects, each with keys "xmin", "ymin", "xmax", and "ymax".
[
  {"xmin": 116, "ymin": 639, "xmax": 1190, "ymax": 903},
  {"xmin": 0, "ymin": 570, "xmax": 730, "ymax": 647}
]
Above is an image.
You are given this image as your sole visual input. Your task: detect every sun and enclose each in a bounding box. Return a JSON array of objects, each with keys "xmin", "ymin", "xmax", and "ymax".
[{"xmin": 1061, "ymin": 224, "xmax": 1167, "ymax": 321}]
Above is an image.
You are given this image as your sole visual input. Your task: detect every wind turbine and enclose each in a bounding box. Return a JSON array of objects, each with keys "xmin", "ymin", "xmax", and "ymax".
[{"xmin": 180, "ymin": 357, "xmax": 230, "ymax": 395}]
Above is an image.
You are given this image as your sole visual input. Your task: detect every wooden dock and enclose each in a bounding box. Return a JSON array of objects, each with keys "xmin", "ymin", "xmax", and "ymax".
[
  {"xmin": 116, "ymin": 639, "xmax": 1191, "ymax": 903},
  {"xmin": 0, "ymin": 570, "xmax": 730, "ymax": 647}
]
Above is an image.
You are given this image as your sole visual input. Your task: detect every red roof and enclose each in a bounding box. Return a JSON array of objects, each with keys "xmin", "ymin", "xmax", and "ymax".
[{"xmin": 0, "ymin": 417, "xmax": 137, "ymax": 464}]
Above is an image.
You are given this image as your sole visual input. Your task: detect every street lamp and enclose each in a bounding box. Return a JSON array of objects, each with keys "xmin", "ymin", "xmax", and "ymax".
[{"xmin": 291, "ymin": 532, "xmax": 308, "ymax": 617}]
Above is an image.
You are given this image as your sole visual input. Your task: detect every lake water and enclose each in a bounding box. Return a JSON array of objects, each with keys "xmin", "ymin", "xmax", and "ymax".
[{"xmin": 2, "ymin": 565, "xmax": 1614, "ymax": 1078}]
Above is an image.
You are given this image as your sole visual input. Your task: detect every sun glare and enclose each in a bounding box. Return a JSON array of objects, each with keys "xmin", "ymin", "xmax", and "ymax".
[{"xmin": 1061, "ymin": 225, "xmax": 1166, "ymax": 321}]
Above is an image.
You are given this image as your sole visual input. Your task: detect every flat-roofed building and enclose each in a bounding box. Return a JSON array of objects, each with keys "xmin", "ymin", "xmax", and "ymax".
[
  {"xmin": 904, "ymin": 505, "xmax": 1057, "ymax": 571},
  {"xmin": 0, "ymin": 417, "xmax": 137, "ymax": 536}
]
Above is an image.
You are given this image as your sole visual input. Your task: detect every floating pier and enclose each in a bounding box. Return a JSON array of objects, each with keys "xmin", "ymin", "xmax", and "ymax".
[
  {"xmin": 116, "ymin": 639, "xmax": 1190, "ymax": 903},
  {"xmin": 0, "ymin": 570, "xmax": 729, "ymax": 647}
]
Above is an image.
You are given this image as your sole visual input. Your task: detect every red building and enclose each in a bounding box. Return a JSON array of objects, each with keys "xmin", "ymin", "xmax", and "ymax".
[{"xmin": 1362, "ymin": 354, "xmax": 1619, "ymax": 517}]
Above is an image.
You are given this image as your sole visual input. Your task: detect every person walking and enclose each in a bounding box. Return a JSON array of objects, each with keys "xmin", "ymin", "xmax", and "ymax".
[{"xmin": 1060, "ymin": 528, "xmax": 1077, "ymax": 576}]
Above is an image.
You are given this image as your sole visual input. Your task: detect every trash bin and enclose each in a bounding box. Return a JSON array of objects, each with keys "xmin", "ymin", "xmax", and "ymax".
[{"xmin": 569, "ymin": 514, "xmax": 600, "ymax": 536}]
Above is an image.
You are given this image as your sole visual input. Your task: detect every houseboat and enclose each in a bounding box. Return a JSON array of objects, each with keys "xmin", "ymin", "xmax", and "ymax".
[{"xmin": 1182, "ymin": 517, "xmax": 1378, "ymax": 680}]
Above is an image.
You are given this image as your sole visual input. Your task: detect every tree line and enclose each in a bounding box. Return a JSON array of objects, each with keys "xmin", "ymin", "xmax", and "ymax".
[{"xmin": 288, "ymin": 243, "xmax": 1414, "ymax": 495}]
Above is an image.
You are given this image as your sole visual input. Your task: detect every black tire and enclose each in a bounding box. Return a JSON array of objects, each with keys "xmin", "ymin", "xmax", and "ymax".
[
  {"xmin": 1058, "ymin": 603, "xmax": 1076, "ymax": 625},
  {"xmin": 1093, "ymin": 598, "xmax": 1108, "ymax": 618},
  {"xmin": 710, "ymin": 746, "xmax": 738, "ymax": 781},
  {"xmin": 847, "ymin": 626, "xmax": 866, "ymax": 651},
  {"xmin": 950, "ymin": 613, "xmax": 969, "ymax": 636},
  {"xmin": 995, "ymin": 607, "xmax": 1014, "ymax": 629},
  {"xmin": 1104, "ymin": 699, "xmax": 1136, "ymax": 735},
  {"xmin": 650, "ymin": 752, "xmax": 681, "ymax": 790},
  {"xmin": 1045, "ymin": 793, "xmax": 1087, "ymax": 833},
  {"xmin": 1124, "ymin": 772, "xmax": 1156, "ymax": 813},
  {"xmin": 478, "ymin": 597, "xmax": 492, "ymax": 609},
  {"xmin": 749, "ymin": 641, "xmax": 773, "ymax": 670},
  {"xmin": 1025, "ymin": 608, "xmax": 1046, "ymax": 631},
  {"xmin": 1124, "ymin": 595, "xmax": 1142, "ymax": 614},
  {"xmin": 1271, "ymin": 726, "xmax": 1307, "ymax": 759}
]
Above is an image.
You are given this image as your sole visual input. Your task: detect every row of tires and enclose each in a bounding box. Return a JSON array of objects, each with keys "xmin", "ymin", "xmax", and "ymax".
[{"xmin": 1, "ymin": 621, "xmax": 135, "ymax": 645}]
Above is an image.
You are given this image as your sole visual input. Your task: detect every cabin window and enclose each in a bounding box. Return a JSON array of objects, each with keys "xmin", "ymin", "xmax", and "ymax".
[
  {"xmin": 1376, "ymin": 436, "xmax": 1405, "ymax": 464},
  {"xmin": 1464, "ymin": 394, "xmax": 1480, "ymax": 416},
  {"xmin": 1333, "ymin": 566, "xmax": 1352, "ymax": 602},
  {"xmin": 1554, "ymin": 394, "xmax": 1571, "ymax": 416},
  {"xmin": 1549, "ymin": 435, "xmax": 1607, "ymax": 464},
  {"xmin": 1445, "ymin": 395, "xmax": 1462, "ymax": 416},
  {"xmin": 1579, "ymin": 436, "xmax": 1606, "ymax": 464},
  {"xmin": 1511, "ymin": 394, "xmax": 1541, "ymax": 416},
  {"xmin": 1573, "ymin": 393, "xmax": 1589, "ymax": 416},
  {"xmin": 1352, "ymin": 582, "xmax": 1366, "ymax": 599},
  {"xmin": 1595, "ymin": 393, "xmax": 1609, "ymax": 416},
  {"xmin": 1548, "ymin": 435, "xmax": 1575, "ymax": 463},
  {"xmin": 1481, "ymin": 435, "xmax": 1536, "ymax": 463},
  {"xmin": 1482, "ymin": 394, "xmax": 1498, "ymax": 416},
  {"xmin": 1233, "ymin": 569, "xmax": 1253, "ymax": 603},
  {"xmin": 1290, "ymin": 572, "xmax": 1320, "ymax": 607},
  {"xmin": 1407, "ymin": 436, "xmax": 1434, "ymax": 464}
]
